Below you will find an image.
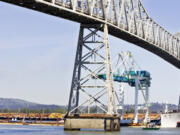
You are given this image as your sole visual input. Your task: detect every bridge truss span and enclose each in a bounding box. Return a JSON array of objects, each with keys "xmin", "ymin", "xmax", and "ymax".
[{"xmin": 1, "ymin": 0, "xmax": 180, "ymax": 68}]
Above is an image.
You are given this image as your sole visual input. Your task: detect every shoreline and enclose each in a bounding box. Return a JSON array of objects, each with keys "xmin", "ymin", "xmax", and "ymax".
[{"xmin": 0, "ymin": 122, "xmax": 64, "ymax": 126}]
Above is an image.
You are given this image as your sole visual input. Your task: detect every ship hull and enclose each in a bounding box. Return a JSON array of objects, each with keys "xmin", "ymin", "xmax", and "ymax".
[{"xmin": 161, "ymin": 113, "xmax": 180, "ymax": 128}]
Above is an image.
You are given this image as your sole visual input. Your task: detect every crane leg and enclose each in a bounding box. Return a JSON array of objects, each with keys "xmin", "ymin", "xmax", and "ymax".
[{"xmin": 134, "ymin": 77, "xmax": 139, "ymax": 124}]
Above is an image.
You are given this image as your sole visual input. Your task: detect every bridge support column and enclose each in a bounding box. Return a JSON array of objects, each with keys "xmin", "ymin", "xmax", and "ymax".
[{"xmin": 65, "ymin": 24, "xmax": 118, "ymax": 131}]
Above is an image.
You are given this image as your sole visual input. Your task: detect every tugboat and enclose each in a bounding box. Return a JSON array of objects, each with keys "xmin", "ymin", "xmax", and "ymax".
[
  {"xmin": 142, "ymin": 122, "xmax": 160, "ymax": 130},
  {"xmin": 177, "ymin": 121, "xmax": 180, "ymax": 127}
]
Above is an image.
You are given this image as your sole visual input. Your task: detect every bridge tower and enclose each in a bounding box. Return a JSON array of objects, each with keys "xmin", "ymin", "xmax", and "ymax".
[
  {"xmin": 67, "ymin": 24, "xmax": 116, "ymax": 115},
  {"xmin": 64, "ymin": 24, "xmax": 120, "ymax": 131}
]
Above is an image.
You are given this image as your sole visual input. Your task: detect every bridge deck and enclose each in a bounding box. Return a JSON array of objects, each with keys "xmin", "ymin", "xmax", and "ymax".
[{"xmin": 1, "ymin": 0, "xmax": 180, "ymax": 68}]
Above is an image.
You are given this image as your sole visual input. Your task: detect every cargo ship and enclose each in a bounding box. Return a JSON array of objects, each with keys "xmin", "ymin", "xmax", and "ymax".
[
  {"xmin": 161, "ymin": 112, "xmax": 180, "ymax": 128},
  {"xmin": 161, "ymin": 96, "xmax": 180, "ymax": 128}
]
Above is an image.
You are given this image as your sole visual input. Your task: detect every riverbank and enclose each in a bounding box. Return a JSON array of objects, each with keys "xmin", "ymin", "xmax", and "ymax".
[
  {"xmin": 0, "ymin": 113, "xmax": 161, "ymax": 127},
  {"xmin": 0, "ymin": 122, "xmax": 64, "ymax": 126}
]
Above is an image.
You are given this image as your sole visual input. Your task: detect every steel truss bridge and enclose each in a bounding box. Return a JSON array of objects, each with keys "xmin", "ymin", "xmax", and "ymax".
[
  {"xmin": 1, "ymin": 0, "xmax": 180, "ymax": 68},
  {"xmin": 1, "ymin": 0, "xmax": 180, "ymax": 116}
]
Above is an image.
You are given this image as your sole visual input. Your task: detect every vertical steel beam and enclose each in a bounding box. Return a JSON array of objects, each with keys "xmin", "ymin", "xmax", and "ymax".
[
  {"xmin": 104, "ymin": 24, "xmax": 116, "ymax": 114},
  {"xmin": 67, "ymin": 25, "xmax": 84, "ymax": 114}
]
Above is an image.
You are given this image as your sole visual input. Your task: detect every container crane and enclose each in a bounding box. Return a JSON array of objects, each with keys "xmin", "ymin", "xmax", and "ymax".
[{"xmin": 93, "ymin": 51, "xmax": 151, "ymax": 124}]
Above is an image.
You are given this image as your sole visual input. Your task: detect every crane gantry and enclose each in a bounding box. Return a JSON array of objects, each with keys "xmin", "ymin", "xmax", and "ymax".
[{"xmin": 94, "ymin": 51, "xmax": 151, "ymax": 123}]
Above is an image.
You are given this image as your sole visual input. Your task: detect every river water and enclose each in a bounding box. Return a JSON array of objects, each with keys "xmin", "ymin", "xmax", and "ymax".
[{"xmin": 0, "ymin": 124, "xmax": 180, "ymax": 135}]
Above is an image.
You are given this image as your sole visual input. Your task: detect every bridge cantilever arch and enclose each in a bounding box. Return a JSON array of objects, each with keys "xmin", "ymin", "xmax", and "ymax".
[
  {"xmin": 1, "ymin": 0, "xmax": 180, "ymax": 68},
  {"xmin": 1, "ymin": 0, "xmax": 180, "ymax": 131}
]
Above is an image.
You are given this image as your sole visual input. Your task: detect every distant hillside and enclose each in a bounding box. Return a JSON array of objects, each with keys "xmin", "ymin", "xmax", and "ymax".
[
  {"xmin": 123, "ymin": 102, "xmax": 178, "ymax": 113},
  {"xmin": 149, "ymin": 103, "xmax": 177, "ymax": 112},
  {"xmin": 0, "ymin": 98, "xmax": 65, "ymax": 110},
  {"xmin": 0, "ymin": 98, "xmax": 178, "ymax": 113}
]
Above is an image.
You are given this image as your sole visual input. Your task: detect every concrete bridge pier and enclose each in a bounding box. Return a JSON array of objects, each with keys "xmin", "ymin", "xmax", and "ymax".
[{"xmin": 64, "ymin": 114, "xmax": 120, "ymax": 131}]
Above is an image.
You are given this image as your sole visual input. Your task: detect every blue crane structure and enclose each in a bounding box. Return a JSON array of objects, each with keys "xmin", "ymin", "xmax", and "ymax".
[
  {"xmin": 93, "ymin": 69, "xmax": 151, "ymax": 124},
  {"xmin": 94, "ymin": 70, "xmax": 151, "ymax": 87}
]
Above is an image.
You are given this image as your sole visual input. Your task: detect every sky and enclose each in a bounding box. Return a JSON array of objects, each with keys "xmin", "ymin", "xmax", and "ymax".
[{"xmin": 0, "ymin": 0, "xmax": 180, "ymax": 106}]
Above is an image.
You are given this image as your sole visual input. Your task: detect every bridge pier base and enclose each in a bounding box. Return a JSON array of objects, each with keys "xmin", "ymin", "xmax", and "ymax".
[{"xmin": 64, "ymin": 114, "xmax": 120, "ymax": 131}]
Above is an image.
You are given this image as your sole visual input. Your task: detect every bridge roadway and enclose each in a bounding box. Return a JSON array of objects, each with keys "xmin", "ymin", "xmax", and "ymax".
[{"xmin": 1, "ymin": 0, "xmax": 180, "ymax": 69}]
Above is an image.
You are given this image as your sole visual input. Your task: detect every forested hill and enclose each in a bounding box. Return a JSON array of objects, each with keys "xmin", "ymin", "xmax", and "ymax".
[{"xmin": 0, "ymin": 98, "xmax": 65, "ymax": 111}]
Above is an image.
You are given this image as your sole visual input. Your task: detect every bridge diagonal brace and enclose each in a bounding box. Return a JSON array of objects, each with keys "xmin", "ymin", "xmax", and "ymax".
[
  {"xmin": 80, "ymin": 88, "xmax": 107, "ymax": 110},
  {"xmin": 69, "ymin": 88, "xmax": 107, "ymax": 114}
]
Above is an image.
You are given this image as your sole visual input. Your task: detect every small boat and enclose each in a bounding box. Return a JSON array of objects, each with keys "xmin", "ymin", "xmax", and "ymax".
[
  {"xmin": 22, "ymin": 122, "xmax": 29, "ymax": 125},
  {"xmin": 177, "ymin": 121, "xmax": 180, "ymax": 127},
  {"xmin": 142, "ymin": 127, "xmax": 160, "ymax": 130},
  {"xmin": 142, "ymin": 122, "xmax": 160, "ymax": 130}
]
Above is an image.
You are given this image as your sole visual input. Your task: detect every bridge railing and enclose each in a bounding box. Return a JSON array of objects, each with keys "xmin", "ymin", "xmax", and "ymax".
[{"xmin": 39, "ymin": 0, "xmax": 180, "ymax": 60}]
